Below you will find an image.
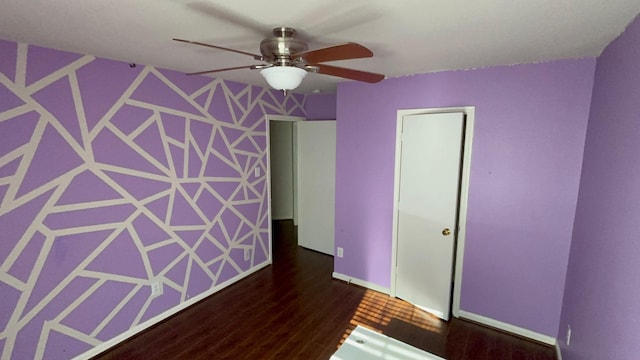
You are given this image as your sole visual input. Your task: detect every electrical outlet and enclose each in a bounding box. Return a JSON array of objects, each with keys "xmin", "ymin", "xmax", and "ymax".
[
  {"xmin": 244, "ymin": 248, "xmax": 251, "ymax": 261},
  {"xmin": 566, "ymin": 325, "xmax": 572, "ymax": 346},
  {"xmin": 337, "ymin": 247, "xmax": 344, "ymax": 258},
  {"xmin": 151, "ymin": 281, "xmax": 163, "ymax": 298}
]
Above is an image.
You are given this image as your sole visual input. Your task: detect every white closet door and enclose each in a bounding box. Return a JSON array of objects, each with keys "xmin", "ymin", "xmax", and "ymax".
[
  {"xmin": 297, "ymin": 121, "xmax": 336, "ymax": 255},
  {"xmin": 396, "ymin": 112, "xmax": 464, "ymax": 320}
]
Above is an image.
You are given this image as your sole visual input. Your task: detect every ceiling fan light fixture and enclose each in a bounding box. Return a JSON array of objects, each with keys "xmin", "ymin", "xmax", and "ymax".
[{"xmin": 260, "ymin": 66, "xmax": 307, "ymax": 91}]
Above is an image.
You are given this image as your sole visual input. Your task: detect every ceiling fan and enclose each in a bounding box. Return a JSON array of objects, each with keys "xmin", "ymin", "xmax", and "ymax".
[{"xmin": 174, "ymin": 27, "xmax": 385, "ymax": 92}]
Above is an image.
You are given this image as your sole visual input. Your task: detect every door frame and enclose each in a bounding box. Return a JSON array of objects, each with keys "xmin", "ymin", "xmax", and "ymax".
[
  {"xmin": 265, "ymin": 115, "xmax": 305, "ymax": 265},
  {"xmin": 390, "ymin": 106, "xmax": 475, "ymax": 318}
]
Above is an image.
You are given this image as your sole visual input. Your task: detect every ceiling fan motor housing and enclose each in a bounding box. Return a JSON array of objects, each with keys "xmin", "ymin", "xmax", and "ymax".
[{"xmin": 260, "ymin": 27, "xmax": 308, "ymax": 66}]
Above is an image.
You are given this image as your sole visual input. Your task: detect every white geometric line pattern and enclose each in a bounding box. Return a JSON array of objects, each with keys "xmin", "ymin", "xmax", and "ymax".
[{"xmin": 0, "ymin": 40, "xmax": 306, "ymax": 360}]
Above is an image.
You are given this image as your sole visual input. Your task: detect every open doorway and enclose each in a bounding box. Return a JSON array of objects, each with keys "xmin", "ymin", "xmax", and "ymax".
[
  {"xmin": 266, "ymin": 115, "xmax": 337, "ymax": 259},
  {"xmin": 269, "ymin": 120, "xmax": 296, "ymax": 222},
  {"xmin": 266, "ymin": 115, "xmax": 304, "ymax": 263}
]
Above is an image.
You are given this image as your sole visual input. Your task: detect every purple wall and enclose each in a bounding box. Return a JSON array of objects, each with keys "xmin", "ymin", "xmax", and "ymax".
[
  {"xmin": 0, "ymin": 39, "xmax": 305, "ymax": 359},
  {"xmin": 335, "ymin": 59, "xmax": 596, "ymax": 337},
  {"xmin": 558, "ymin": 16, "xmax": 640, "ymax": 360},
  {"xmin": 303, "ymin": 93, "xmax": 337, "ymax": 120}
]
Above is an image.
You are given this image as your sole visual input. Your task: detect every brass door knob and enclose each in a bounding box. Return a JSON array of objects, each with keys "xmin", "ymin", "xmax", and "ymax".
[{"xmin": 442, "ymin": 228, "xmax": 451, "ymax": 236}]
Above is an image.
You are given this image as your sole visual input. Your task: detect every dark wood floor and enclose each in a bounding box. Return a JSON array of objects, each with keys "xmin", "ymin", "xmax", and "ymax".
[{"xmin": 94, "ymin": 220, "xmax": 556, "ymax": 360}]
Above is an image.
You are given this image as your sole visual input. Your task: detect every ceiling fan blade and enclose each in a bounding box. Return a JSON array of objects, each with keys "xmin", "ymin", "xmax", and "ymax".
[
  {"xmin": 314, "ymin": 64, "xmax": 384, "ymax": 83},
  {"xmin": 173, "ymin": 38, "xmax": 262, "ymax": 60},
  {"xmin": 187, "ymin": 65, "xmax": 264, "ymax": 76},
  {"xmin": 295, "ymin": 43, "xmax": 373, "ymax": 63}
]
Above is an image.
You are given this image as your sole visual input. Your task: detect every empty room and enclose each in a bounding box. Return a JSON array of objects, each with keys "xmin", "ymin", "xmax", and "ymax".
[{"xmin": 1, "ymin": 1, "xmax": 640, "ymax": 359}]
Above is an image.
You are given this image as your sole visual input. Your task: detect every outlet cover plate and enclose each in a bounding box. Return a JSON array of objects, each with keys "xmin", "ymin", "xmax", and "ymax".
[{"xmin": 151, "ymin": 281, "xmax": 163, "ymax": 298}]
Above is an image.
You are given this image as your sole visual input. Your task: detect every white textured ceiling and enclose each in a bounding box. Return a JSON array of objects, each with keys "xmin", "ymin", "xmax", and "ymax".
[{"xmin": 1, "ymin": 0, "xmax": 639, "ymax": 93}]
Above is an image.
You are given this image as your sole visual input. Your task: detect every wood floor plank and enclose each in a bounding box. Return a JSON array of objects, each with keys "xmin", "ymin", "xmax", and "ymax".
[{"xmin": 93, "ymin": 220, "xmax": 556, "ymax": 360}]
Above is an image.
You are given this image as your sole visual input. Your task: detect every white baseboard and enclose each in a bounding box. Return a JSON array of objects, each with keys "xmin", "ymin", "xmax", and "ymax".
[
  {"xmin": 332, "ymin": 274, "xmax": 557, "ymax": 348},
  {"xmin": 332, "ymin": 272, "xmax": 390, "ymax": 294},
  {"xmin": 556, "ymin": 343, "xmax": 563, "ymax": 360},
  {"xmin": 457, "ymin": 310, "xmax": 557, "ymax": 345},
  {"xmin": 271, "ymin": 216, "xmax": 293, "ymax": 220},
  {"xmin": 75, "ymin": 260, "xmax": 272, "ymax": 360}
]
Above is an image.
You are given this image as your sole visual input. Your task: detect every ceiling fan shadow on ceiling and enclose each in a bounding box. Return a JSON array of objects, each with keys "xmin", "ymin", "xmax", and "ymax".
[{"xmin": 174, "ymin": 26, "xmax": 385, "ymax": 93}]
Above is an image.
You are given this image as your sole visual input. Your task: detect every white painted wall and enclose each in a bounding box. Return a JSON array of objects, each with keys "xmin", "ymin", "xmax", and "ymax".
[{"xmin": 269, "ymin": 121, "xmax": 294, "ymax": 220}]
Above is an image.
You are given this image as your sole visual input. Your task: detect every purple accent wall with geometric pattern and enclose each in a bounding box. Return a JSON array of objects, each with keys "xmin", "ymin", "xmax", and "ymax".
[{"xmin": 0, "ymin": 39, "xmax": 305, "ymax": 359}]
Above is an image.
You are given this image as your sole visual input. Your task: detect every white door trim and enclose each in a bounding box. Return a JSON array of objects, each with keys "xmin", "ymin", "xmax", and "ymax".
[
  {"xmin": 265, "ymin": 115, "xmax": 305, "ymax": 264},
  {"xmin": 390, "ymin": 106, "xmax": 475, "ymax": 319}
]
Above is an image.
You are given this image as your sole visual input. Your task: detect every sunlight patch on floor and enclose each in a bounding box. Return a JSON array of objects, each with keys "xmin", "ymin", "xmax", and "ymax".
[{"xmin": 338, "ymin": 289, "xmax": 443, "ymax": 349}]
